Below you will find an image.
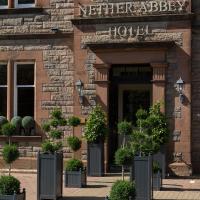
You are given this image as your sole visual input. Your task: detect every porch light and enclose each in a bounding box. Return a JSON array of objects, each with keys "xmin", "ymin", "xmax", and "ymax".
[
  {"xmin": 75, "ymin": 80, "xmax": 84, "ymax": 104},
  {"xmin": 176, "ymin": 77, "xmax": 185, "ymax": 104}
]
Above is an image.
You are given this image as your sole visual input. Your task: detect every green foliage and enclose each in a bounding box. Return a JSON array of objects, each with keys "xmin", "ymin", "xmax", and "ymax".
[
  {"xmin": 153, "ymin": 161, "xmax": 161, "ymax": 174},
  {"xmin": 117, "ymin": 121, "xmax": 132, "ymax": 136},
  {"xmin": 49, "ymin": 130, "xmax": 62, "ymax": 139},
  {"xmin": 68, "ymin": 116, "xmax": 81, "ymax": 127},
  {"xmin": 65, "ymin": 158, "xmax": 84, "ymax": 171},
  {"xmin": 41, "ymin": 122, "xmax": 51, "ymax": 132},
  {"xmin": 131, "ymin": 103, "xmax": 169, "ymax": 155},
  {"xmin": 0, "ymin": 175, "xmax": 20, "ymax": 195},
  {"xmin": 11, "ymin": 116, "xmax": 22, "ymax": 135},
  {"xmin": 67, "ymin": 136, "xmax": 81, "ymax": 152},
  {"xmin": 109, "ymin": 180, "xmax": 136, "ymax": 200},
  {"xmin": 41, "ymin": 140, "xmax": 62, "ymax": 154},
  {"xmin": 0, "ymin": 116, "xmax": 8, "ymax": 127},
  {"xmin": 2, "ymin": 144, "xmax": 19, "ymax": 164},
  {"xmin": 84, "ymin": 105, "xmax": 107, "ymax": 143},
  {"xmin": 1, "ymin": 123, "xmax": 16, "ymax": 137},
  {"xmin": 50, "ymin": 108, "xmax": 62, "ymax": 119},
  {"xmin": 115, "ymin": 147, "xmax": 133, "ymax": 166},
  {"xmin": 22, "ymin": 116, "xmax": 34, "ymax": 136}
]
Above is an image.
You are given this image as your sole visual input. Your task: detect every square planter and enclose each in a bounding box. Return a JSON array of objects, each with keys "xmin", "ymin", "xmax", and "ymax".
[
  {"xmin": 0, "ymin": 189, "xmax": 26, "ymax": 200},
  {"xmin": 133, "ymin": 155, "xmax": 152, "ymax": 200},
  {"xmin": 87, "ymin": 143, "xmax": 104, "ymax": 176},
  {"xmin": 65, "ymin": 169, "xmax": 86, "ymax": 188},
  {"xmin": 153, "ymin": 172, "xmax": 162, "ymax": 191},
  {"xmin": 37, "ymin": 152, "xmax": 63, "ymax": 200},
  {"xmin": 153, "ymin": 146, "xmax": 166, "ymax": 179}
]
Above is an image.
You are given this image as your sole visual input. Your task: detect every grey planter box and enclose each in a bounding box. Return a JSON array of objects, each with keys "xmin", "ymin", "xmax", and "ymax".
[
  {"xmin": 87, "ymin": 143, "xmax": 104, "ymax": 176},
  {"xmin": 37, "ymin": 152, "xmax": 63, "ymax": 200},
  {"xmin": 153, "ymin": 146, "xmax": 166, "ymax": 178},
  {"xmin": 133, "ymin": 155, "xmax": 152, "ymax": 200},
  {"xmin": 153, "ymin": 172, "xmax": 162, "ymax": 191},
  {"xmin": 65, "ymin": 169, "xmax": 87, "ymax": 188},
  {"xmin": 0, "ymin": 189, "xmax": 25, "ymax": 200}
]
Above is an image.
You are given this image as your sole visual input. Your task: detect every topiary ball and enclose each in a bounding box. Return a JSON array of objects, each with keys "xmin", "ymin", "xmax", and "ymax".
[
  {"xmin": 41, "ymin": 140, "xmax": 62, "ymax": 154},
  {"xmin": 22, "ymin": 116, "xmax": 34, "ymax": 129},
  {"xmin": 67, "ymin": 136, "xmax": 81, "ymax": 152},
  {"xmin": 0, "ymin": 175, "xmax": 20, "ymax": 195},
  {"xmin": 49, "ymin": 130, "xmax": 62, "ymax": 139},
  {"xmin": 2, "ymin": 144, "xmax": 19, "ymax": 164},
  {"xmin": 1, "ymin": 123, "xmax": 16, "ymax": 137},
  {"xmin": 109, "ymin": 180, "xmax": 136, "ymax": 200},
  {"xmin": 68, "ymin": 116, "xmax": 81, "ymax": 127},
  {"xmin": 11, "ymin": 116, "xmax": 22, "ymax": 135},
  {"xmin": 41, "ymin": 122, "xmax": 50, "ymax": 132},
  {"xmin": 65, "ymin": 158, "xmax": 84, "ymax": 171},
  {"xmin": 50, "ymin": 108, "xmax": 62, "ymax": 119},
  {"xmin": 117, "ymin": 121, "xmax": 132, "ymax": 136},
  {"xmin": 0, "ymin": 116, "xmax": 8, "ymax": 127},
  {"xmin": 115, "ymin": 147, "xmax": 133, "ymax": 166}
]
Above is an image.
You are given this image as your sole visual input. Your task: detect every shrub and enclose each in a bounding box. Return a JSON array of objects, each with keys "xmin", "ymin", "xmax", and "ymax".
[
  {"xmin": 0, "ymin": 116, "xmax": 8, "ymax": 128},
  {"xmin": 65, "ymin": 158, "xmax": 84, "ymax": 171},
  {"xmin": 153, "ymin": 161, "xmax": 161, "ymax": 174},
  {"xmin": 49, "ymin": 130, "xmax": 62, "ymax": 139},
  {"xmin": 67, "ymin": 136, "xmax": 81, "ymax": 152},
  {"xmin": 41, "ymin": 140, "xmax": 62, "ymax": 154},
  {"xmin": 2, "ymin": 144, "xmax": 19, "ymax": 164},
  {"xmin": 109, "ymin": 180, "xmax": 136, "ymax": 200},
  {"xmin": 117, "ymin": 121, "xmax": 132, "ymax": 136},
  {"xmin": 1, "ymin": 123, "xmax": 16, "ymax": 137},
  {"xmin": 0, "ymin": 175, "xmax": 20, "ymax": 195},
  {"xmin": 42, "ymin": 122, "xmax": 51, "ymax": 132},
  {"xmin": 11, "ymin": 116, "xmax": 22, "ymax": 135},
  {"xmin": 68, "ymin": 116, "xmax": 81, "ymax": 127},
  {"xmin": 115, "ymin": 147, "xmax": 133, "ymax": 166},
  {"xmin": 51, "ymin": 108, "xmax": 62, "ymax": 119},
  {"xmin": 84, "ymin": 105, "xmax": 107, "ymax": 143},
  {"xmin": 22, "ymin": 116, "xmax": 34, "ymax": 136}
]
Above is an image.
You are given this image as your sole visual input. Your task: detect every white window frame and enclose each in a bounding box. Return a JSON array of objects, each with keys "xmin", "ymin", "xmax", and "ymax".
[
  {"xmin": 0, "ymin": 1, "xmax": 8, "ymax": 9},
  {"xmin": 0, "ymin": 62, "xmax": 8, "ymax": 116},
  {"xmin": 15, "ymin": 0, "xmax": 35, "ymax": 8},
  {"xmin": 14, "ymin": 62, "xmax": 35, "ymax": 116}
]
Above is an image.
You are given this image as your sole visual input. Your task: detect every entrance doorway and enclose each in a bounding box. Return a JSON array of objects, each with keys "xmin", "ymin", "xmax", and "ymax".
[{"xmin": 108, "ymin": 64, "xmax": 152, "ymax": 167}]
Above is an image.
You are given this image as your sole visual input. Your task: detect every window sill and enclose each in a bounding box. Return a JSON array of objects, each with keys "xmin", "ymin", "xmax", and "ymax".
[
  {"xmin": 0, "ymin": 135, "xmax": 42, "ymax": 142},
  {"xmin": 0, "ymin": 7, "xmax": 43, "ymax": 15}
]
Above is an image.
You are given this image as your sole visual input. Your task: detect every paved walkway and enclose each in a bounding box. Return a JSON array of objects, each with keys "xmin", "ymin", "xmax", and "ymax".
[{"xmin": 2, "ymin": 172, "xmax": 200, "ymax": 200}]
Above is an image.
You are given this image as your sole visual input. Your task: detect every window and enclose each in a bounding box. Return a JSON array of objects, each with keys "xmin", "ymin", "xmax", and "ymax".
[
  {"xmin": 15, "ymin": 0, "xmax": 35, "ymax": 8},
  {"xmin": 0, "ymin": 64, "xmax": 7, "ymax": 116},
  {"xmin": 0, "ymin": 0, "xmax": 8, "ymax": 8},
  {"xmin": 14, "ymin": 63, "xmax": 35, "ymax": 117}
]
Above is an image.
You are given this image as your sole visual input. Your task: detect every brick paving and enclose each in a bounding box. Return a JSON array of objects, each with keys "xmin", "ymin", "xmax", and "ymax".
[{"xmin": 1, "ymin": 172, "xmax": 200, "ymax": 200}]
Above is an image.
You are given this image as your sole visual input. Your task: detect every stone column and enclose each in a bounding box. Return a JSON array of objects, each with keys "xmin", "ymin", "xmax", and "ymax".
[
  {"xmin": 7, "ymin": 60, "xmax": 14, "ymax": 120},
  {"xmin": 94, "ymin": 64, "xmax": 110, "ymax": 173},
  {"xmin": 151, "ymin": 62, "xmax": 168, "ymax": 112}
]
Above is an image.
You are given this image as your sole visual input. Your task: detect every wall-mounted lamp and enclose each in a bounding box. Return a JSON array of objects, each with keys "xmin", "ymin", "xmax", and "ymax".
[
  {"xmin": 75, "ymin": 80, "xmax": 84, "ymax": 104},
  {"xmin": 176, "ymin": 77, "xmax": 185, "ymax": 104}
]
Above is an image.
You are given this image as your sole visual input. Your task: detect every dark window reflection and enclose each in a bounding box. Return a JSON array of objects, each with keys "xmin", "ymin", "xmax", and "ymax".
[
  {"xmin": 18, "ymin": 87, "xmax": 34, "ymax": 117},
  {"xmin": 17, "ymin": 64, "xmax": 34, "ymax": 85},
  {"xmin": 0, "ymin": 0, "xmax": 8, "ymax": 6},
  {"xmin": 18, "ymin": 0, "xmax": 34, "ymax": 4},
  {"xmin": 0, "ymin": 64, "xmax": 7, "ymax": 85},
  {"xmin": 0, "ymin": 88, "xmax": 7, "ymax": 116}
]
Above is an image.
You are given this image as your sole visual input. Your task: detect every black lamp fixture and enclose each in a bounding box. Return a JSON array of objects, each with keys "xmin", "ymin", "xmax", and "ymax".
[
  {"xmin": 176, "ymin": 77, "xmax": 185, "ymax": 104},
  {"xmin": 75, "ymin": 80, "xmax": 84, "ymax": 104}
]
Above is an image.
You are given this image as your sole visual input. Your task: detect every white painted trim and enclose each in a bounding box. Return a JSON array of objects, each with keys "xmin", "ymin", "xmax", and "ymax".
[
  {"xmin": 0, "ymin": 5, "xmax": 8, "ymax": 9},
  {"xmin": 15, "ymin": 0, "xmax": 35, "ymax": 8},
  {"xmin": 13, "ymin": 62, "xmax": 35, "ymax": 116},
  {"xmin": 0, "ymin": 85, "xmax": 7, "ymax": 87}
]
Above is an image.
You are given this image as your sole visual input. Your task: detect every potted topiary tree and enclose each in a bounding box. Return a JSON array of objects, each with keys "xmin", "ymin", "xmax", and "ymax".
[
  {"xmin": 37, "ymin": 108, "xmax": 66, "ymax": 200},
  {"xmin": 0, "ymin": 121, "xmax": 25, "ymax": 200},
  {"xmin": 152, "ymin": 161, "xmax": 162, "ymax": 191},
  {"xmin": 84, "ymin": 105, "xmax": 107, "ymax": 176},
  {"xmin": 109, "ymin": 180, "xmax": 136, "ymax": 200}
]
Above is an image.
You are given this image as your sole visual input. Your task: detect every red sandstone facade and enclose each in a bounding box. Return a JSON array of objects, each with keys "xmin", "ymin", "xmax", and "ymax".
[{"xmin": 0, "ymin": 0, "xmax": 199, "ymax": 176}]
